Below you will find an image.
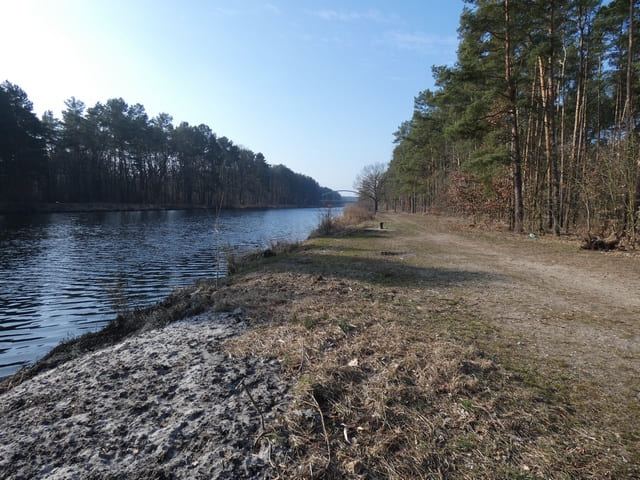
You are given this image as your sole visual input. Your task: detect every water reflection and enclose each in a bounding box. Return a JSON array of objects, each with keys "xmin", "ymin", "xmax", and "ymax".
[{"xmin": 0, "ymin": 207, "xmax": 338, "ymax": 377}]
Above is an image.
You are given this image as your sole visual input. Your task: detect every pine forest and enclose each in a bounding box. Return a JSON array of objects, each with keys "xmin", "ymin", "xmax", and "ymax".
[
  {"xmin": 387, "ymin": 0, "xmax": 640, "ymax": 244},
  {"xmin": 0, "ymin": 82, "xmax": 336, "ymax": 209}
]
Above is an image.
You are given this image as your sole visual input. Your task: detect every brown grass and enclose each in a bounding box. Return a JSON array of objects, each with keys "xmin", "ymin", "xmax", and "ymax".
[
  {"xmin": 219, "ymin": 266, "xmax": 632, "ymax": 479},
  {"xmin": 340, "ymin": 204, "xmax": 375, "ymax": 224},
  {"xmin": 309, "ymin": 204, "xmax": 375, "ymax": 238},
  {"xmin": 216, "ymin": 209, "xmax": 638, "ymax": 478},
  {"xmin": 4, "ymin": 210, "xmax": 637, "ymax": 478}
]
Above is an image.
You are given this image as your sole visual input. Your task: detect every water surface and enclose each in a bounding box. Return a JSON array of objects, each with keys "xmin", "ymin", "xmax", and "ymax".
[{"xmin": 0, "ymin": 207, "xmax": 336, "ymax": 377}]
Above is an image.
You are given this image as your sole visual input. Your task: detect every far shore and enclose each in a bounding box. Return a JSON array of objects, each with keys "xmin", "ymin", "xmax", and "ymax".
[{"xmin": 0, "ymin": 202, "xmax": 344, "ymax": 215}]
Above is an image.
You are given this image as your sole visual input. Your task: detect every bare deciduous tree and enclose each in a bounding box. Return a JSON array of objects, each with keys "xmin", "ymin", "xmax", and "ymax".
[{"xmin": 354, "ymin": 163, "xmax": 387, "ymax": 213}]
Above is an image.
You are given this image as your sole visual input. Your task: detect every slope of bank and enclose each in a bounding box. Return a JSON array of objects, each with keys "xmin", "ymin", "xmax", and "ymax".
[
  {"xmin": 1, "ymin": 212, "xmax": 638, "ymax": 479},
  {"xmin": 0, "ymin": 312, "xmax": 291, "ymax": 479}
]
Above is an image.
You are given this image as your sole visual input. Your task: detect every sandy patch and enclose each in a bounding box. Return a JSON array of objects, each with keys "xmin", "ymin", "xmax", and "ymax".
[{"xmin": 0, "ymin": 312, "xmax": 291, "ymax": 479}]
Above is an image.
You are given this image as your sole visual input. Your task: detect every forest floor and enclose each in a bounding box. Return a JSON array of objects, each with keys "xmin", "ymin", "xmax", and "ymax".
[{"xmin": 1, "ymin": 212, "xmax": 639, "ymax": 479}]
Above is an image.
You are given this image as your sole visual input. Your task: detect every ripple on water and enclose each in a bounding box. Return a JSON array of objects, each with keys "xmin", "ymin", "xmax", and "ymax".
[{"xmin": 0, "ymin": 207, "xmax": 341, "ymax": 377}]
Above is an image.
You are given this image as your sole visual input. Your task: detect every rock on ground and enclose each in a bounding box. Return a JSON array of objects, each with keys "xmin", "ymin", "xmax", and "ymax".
[{"xmin": 0, "ymin": 312, "xmax": 291, "ymax": 479}]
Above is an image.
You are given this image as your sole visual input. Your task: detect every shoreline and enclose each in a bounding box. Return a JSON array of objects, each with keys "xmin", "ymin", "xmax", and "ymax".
[
  {"xmin": 1, "ymin": 212, "xmax": 638, "ymax": 478},
  {"xmin": 0, "ymin": 205, "xmax": 342, "ymax": 380},
  {"xmin": 0, "ymin": 280, "xmax": 226, "ymax": 394},
  {"xmin": 0, "ymin": 202, "xmax": 348, "ymax": 215},
  {"xmin": 0, "ymin": 311, "xmax": 292, "ymax": 479}
]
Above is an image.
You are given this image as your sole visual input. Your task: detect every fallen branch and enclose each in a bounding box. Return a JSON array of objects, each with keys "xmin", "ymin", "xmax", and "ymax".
[
  {"xmin": 307, "ymin": 392, "xmax": 331, "ymax": 468},
  {"xmin": 297, "ymin": 339, "xmax": 306, "ymax": 374},
  {"xmin": 240, "ymin": 380, "xmax": 276, "ymax": 469},
  {"xmin": 580, "ymin": 232, "xmax": 621, "ymax": 250},
  {"xmin": 241, "ymin": 380, "xmax": 266, "ymax": 432}
]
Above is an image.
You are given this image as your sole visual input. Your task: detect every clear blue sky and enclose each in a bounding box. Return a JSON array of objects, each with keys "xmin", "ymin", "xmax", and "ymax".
[{"xmin": 1, "ymin": 0, "xmax": 465, "ymax": 191}]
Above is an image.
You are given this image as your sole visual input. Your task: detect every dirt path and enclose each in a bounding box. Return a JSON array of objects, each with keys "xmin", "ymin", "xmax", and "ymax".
[
  {"xmin": 2, "ymin": 212, "xmax": 638, "ymax": 478},
  {"xmin": 382, "ymin": 213, "xmax": 640, "ymax": 400}
]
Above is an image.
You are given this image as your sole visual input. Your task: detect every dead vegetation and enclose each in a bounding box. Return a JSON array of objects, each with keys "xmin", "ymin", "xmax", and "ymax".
[
  {"xmin": 340, "ymin": 203, "xmax": 375, "ymax": 225},
  {"xmin": 3, "ymin": 210, "xmax": 638, "ymax": 478},
  {"xmin": 309, "ymin": 204, "xmax": 376, "ymax": 238},
  {"xmin": 217, "ymin": 210, "xmax": 638, "ymax": 478},
  {"xmin": 580, "ymin": 232, "xmax": 622, "ymax": 251},
  {"xmin": 578, "ymin": 218, "xmax": 638, "ymax": 251},
  {"xmin": 219, "ymin": 265, "xmax": 636, "ymax": 479}
]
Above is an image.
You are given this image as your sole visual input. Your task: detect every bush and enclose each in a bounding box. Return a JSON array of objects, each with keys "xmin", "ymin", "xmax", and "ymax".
[
  {"xmin": 311, "ymin": 204, "xmax": 375, "ymax": 237},
  {"xmin": 313, "ymin": 208, "xmax": 338, "ymax": 236},
  {"xmin": 341, "ymin": 203, "xmax": 374, "ymax": 224}
]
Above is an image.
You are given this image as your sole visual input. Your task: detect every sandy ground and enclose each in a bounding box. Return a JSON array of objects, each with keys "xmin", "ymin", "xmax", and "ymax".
[
  {"xmin": 0, "ymin": 312, "xmax": 291, "ymax": 479},
  {"xmin": 385, "ymin": 213, "xmax": 640, "ymax": 399},
  {"xmin": 1, "ymin": 213, "xmax": 638, "ymax": 479}
]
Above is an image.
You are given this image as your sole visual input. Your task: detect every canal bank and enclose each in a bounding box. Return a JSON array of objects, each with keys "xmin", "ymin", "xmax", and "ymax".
[
  {"xmin": 0, "ymin": 207, "xmax": 340, "ymax": 377},
  {"xmin": 1, "ymin": 212, "xmax": 638, "ymax": 479}
]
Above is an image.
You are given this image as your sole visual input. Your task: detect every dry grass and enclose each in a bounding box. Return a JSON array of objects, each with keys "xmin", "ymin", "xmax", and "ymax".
[
  {"xmin": 311, "ymin": 209, "xmax": 341, "ymax": 236},
  {"xmin": 340, "ymin": 204, "xmax": 375, "ymax": 224},
  {"xmin": 219, "ymin": 266, "xmax": 633, "ymax": 479},
  {"xmin": 215, "ymin": 210, "xmax": 638, "ymax": 478},
  {"xmin": 5, "ymin": 210, "xmax": 637, "ymax": 478},
  {"xmin": 309, "ymin": 204, "xmax": 375, "ymax": 238}
]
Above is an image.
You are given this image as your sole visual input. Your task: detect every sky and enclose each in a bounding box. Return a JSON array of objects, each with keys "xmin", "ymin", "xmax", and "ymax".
[{"xmin": 1, "ymin": 0, "xmax": 465, "ymax": 192}]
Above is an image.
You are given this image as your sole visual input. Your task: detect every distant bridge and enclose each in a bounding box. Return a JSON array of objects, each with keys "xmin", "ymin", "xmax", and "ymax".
[
  {"xmin": 320, "ymin": 189, "xmax": 359, "ymax": 206},
  {"xmin": 333, "ymin": 189, "xmax": 359, "ymax": 195},
  {"xmin": 321, "ymin": 189, "xmax": 359, "ymax": 197}
]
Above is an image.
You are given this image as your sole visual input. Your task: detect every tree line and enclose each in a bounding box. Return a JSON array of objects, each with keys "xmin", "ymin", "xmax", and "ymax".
[
  {"xmin": 386, "ymin": 0, "xmax": 640, "ymax": 242},
  {"xmin": 0, "ymin": 81, "xmax": 337, "ymax": 209}
]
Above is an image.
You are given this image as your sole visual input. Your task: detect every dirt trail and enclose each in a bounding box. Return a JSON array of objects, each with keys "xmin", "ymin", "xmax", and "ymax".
[
  {"xmin": 383, "ymin": 213, "xmax": 640, "ymax": 398},
  {"xmin": 2, "ymin": 213, "xmax": 638, "ymax": 478}
]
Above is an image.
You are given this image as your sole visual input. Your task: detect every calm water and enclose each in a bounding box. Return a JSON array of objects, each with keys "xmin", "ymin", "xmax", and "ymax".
[{"xmin": 0, "ymin": 207, "xmax": 338, "ymax": 378}]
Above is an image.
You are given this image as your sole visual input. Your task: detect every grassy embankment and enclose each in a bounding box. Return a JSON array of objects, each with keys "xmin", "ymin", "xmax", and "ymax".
[
  {"xmin": 2, "ymin": 209, "xmax": 638, "ymax": 478},
  {"xmin": 222, "ymin": 211, "xmax": 639, "ymax": 479}
]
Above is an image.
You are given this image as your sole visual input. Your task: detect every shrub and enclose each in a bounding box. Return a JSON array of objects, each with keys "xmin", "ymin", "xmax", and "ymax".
[
  {"xmin": 312, "ymin": 208, "xmax": 338, "ymax": 236},
  {"xmin": 341, "ymin": 203, "xmax": 374, "ymax": 224}
]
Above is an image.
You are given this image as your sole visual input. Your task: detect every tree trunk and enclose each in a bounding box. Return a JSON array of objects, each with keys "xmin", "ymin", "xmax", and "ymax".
[
  {"xmin": 505, "ymin": 0, "xmax": 524, "ymax": 233},
  {"xmin": 565, "ymin": 7, "xmax": 588, "ymax": 232},
  {"xmin": 627, "ymin": 0, "xmax": 640, "ymax": 238},
  {"xmin": 538, "ymin": 1, "xmax": 560, "ymax": 236}
]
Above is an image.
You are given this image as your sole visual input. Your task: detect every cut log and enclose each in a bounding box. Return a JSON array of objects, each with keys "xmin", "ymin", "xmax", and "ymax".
[{"xmin": 580, "ymin": 233, "xmax": 620, "ymax": 250}]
